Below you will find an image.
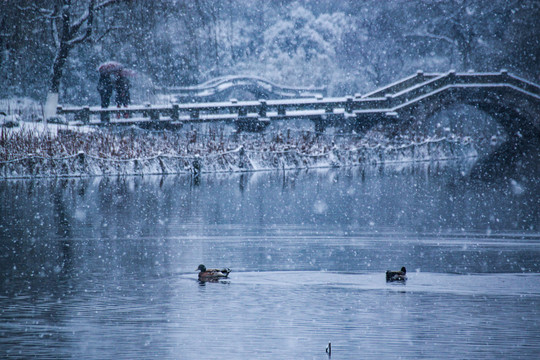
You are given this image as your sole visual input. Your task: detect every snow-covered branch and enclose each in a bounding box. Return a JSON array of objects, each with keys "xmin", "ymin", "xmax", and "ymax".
[
  {"xmin": 95, "ymin": 0, "xmax": 126, "ymax": 12},
  {"xmin": 51, "ymin": 8, "xmax": 60, "ymax": 49},
  {"xmin": 69, "ymin": 0, "xmax": 96, "ymax": 39},
  {"xmin": 68, "ymin": 0, "xmax": 126, "ymax": 46},
  {"xmin": 46, "ymin": 0, "xmax": 129, "ymax": 97},
  {"xmin": 59, "ymin": 3, "xmax": 71, "ymax": 44},
  {"xmin": 68, "ymin": 0, "xmax": 95, "ymax": 46}
]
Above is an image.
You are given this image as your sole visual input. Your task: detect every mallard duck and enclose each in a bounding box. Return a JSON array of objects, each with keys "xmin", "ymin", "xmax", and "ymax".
[
  {"xmin": 386, "ymin": 267, "xmax": 407, "ymax": 282},
  {"xmin": 196, "ymin": 264, "xmax": 231, "ymax": 281}
]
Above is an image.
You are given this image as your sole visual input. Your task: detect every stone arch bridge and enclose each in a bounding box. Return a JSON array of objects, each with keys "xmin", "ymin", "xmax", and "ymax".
[
  {"xmin": 155, "ymin": 75, "xmax": 326, "ymax": 103},
  {"xmin": 58, "ymin": 70, "xmax": 539, "ymax": 141}
]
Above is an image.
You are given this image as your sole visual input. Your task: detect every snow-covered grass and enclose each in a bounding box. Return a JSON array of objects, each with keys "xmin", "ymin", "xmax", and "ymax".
[
  {"xmin": 1, "ymin": 123, "xmax": 95, "ymax": 161},
  {"xmin": 0, "ymin": 97, "xmax": 43, "ymax": 122},
  {"xmin": 0, "ymin": 120, "xmax": 478, "ymax": 178},
  {"xmin": 0, "ymin": 97, "xmax": 480, "ymax": 178},
  {"xmin": 0, "ymin": 124, "xmax": 337, "ymax": 162}
]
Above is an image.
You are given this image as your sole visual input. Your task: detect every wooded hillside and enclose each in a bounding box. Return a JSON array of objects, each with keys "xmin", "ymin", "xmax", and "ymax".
[{"xmin": 1, "ymin": 0, "xmax": 538, "ymax": 105}]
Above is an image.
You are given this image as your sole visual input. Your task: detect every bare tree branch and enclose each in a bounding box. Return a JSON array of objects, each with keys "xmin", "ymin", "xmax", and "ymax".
[
  {"xmin": 69, "ymin": 0, "xmax": 126, "ymax": 45},
  {"xmin": 48, "ymin": 0, "xmax": 128, "ymax": 94},
  {"xmin": 68, "ymin": 0, "xmax": 96, "ymax": 45},
  {"xmin": 69, "ymin": 0, "xmax": 94, "ymax": 39},
  {"xmin": 94, "ymin": 26, "xmax": 124, "ymax": 43},
  {"xmin": 60, "ymin": 2, "xmax": 71, "ymax": 43},
  {"xmin": 95, "ymin": 0, "xmax": 125, "ymax": 12},
  {"xmin": 51, "ymin": 6, "xmax": 60, "ymax": 49}
]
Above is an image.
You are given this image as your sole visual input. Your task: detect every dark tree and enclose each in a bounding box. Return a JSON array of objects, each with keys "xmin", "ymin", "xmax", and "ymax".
[{"xmin": 20, "ymin": 0, "xmax": 129, "ymax": 117}]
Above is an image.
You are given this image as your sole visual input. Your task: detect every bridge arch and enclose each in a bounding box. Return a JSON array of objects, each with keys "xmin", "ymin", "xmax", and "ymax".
[
  {"xmin": 156, "ymin": 75, "xmax": 326, "ymax": 103},
  {"xmin": 348, "ymin": 71, "xmax": 538, "ymax": 144},
  {"xmin": 58, "ymin": 70, "xmax": 539, "ymax": 147},
  {"xmin": 395, "ymin": 86, "xmax": 539, "ymax": 139},
  {"xmin": 374, "ymin": 78, "xmax": 540, "ymax": 180}
]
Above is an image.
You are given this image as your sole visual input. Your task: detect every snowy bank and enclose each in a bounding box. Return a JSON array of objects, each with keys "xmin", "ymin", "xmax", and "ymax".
[{"xmin": 0, "ymin": 134, "xmax": 477, "ymax": 179}]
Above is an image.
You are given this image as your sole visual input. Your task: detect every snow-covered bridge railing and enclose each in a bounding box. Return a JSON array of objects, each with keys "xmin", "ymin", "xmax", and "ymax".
[
  {"xmin": 155, "ymin": 75, "xmax": 326, "ymax": 103},
  {"xmin": 57, "ymin": 70, "xmax": 540, "ymax": 136}
]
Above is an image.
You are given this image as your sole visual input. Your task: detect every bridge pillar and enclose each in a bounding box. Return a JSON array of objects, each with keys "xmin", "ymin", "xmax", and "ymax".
[
  {"xmin": 74, "ymin": 106, "xmax": 90, "ymax": 124},
  {"xmin": 314, "ymin": 117, "xmax": 328, "ymax": 134},
  {"xmin": 313, "ymin": 102, "xmax": 337, "ymax": 133},
  {"xmin": 258, "ymin": 100, "xmax": 267, "ymax": 117},
  {"xmin": 235, "ymin": 117, "xmax": 270, "ymax": 133},
  {"xmin": 144, "ymin": 103, "xmax": 160, "ymax": 121},
  {"xmin": 171, "ymin": 104, "xmax": 180, "ymax": 121},
  {"xmin": 350, "ymin": 113, "xmax": 383, "ymax": 135},
  {"xmin": 190, "ymin": 108, "xmax": 200, "ymax": 120},
  {"xmin": 238, "ymin": 107, "xmax": 248, "ymax": 117},
  {"xmin": 345, "ymin": 96, "xmax": 354, "ymax": 113},
  {"xmin": 385, "ymin": 94, "xmax": 394, "ymax": 109},
  {"xmin": 99, "ymin": 110, "xmax": 110, "ymax": 123}
]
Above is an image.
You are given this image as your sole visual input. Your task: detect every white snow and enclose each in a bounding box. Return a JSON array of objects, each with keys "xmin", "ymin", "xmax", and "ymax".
[
  {"xmin": 3, "ymin": 119, "xmax": 95, "ymax": 136},
  {"xmin": 0, "ymin": 128, "xmax": 477, "ymax": 178}
]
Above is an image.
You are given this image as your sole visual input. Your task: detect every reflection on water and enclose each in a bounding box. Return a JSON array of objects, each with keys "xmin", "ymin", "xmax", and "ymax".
[{"xmin": 1, "ymin": 163, "xmax": 539, "ymax": 359}]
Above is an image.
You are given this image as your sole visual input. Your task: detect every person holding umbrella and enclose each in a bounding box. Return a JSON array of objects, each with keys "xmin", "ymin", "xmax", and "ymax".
[
  {"xmin": 115, "ymin": 69, "xmax": 132, "ymax": 118},
  {"xmin": 97, "ymin": 61, "xmax": 125, "ymax": 121},
  {"xmin": 97, "ymin": 72, "xmax": 113, "ymax": 108}
]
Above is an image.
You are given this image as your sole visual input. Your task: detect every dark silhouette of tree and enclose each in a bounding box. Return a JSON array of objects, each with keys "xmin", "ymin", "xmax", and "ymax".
[
  {"xmin": 1, "ymin": 0, "xmax": 538, "ymax": 106},
  {"xmin": 18, "ymin": 0, "xmax": 129, "ymax": 116}
]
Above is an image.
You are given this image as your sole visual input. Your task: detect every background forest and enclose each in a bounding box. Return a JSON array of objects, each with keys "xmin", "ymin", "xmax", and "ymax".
[{"xmin": 1, "ymin": 0, "xmax": 539, "ymax": 106}]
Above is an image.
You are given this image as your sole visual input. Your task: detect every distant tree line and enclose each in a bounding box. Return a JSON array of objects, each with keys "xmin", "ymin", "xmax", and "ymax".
[{"xmin": 0, "ymin": 0, "xmax": 538, "ymax": 105}]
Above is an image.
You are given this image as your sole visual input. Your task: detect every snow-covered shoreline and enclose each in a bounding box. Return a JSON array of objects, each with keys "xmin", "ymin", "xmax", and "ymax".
[{"xmin": 0, "ymin": 136, "xmax": 477, "ymax": 179}]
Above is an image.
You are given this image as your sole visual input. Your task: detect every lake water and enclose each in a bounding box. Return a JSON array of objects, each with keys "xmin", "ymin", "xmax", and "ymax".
[{"xmin": 1, "ymin": 163, "xmax": 539, "ymax": 359}]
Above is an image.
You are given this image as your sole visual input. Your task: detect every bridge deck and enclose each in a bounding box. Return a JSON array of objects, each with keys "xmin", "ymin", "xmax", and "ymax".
[{"xmin": 57, "ymin": 70, "xmax": 540, "ymax": 133}]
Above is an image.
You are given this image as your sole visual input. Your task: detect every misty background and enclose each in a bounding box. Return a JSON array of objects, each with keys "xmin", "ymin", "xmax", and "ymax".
[{"xmin": 1, "ymin": 0, "xmax": 539, "ymax": 106}]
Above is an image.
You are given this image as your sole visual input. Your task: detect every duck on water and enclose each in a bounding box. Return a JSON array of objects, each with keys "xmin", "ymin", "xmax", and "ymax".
[
  {"xmin": 197, "ymin": 264, "xmax": 231, "ymax": 282},
  {"xmin": 195, "ymin": 264, "xmax": 404, "ymax": 282},
  {"xmin": 386, "ymin": 267, "xmax": 407, "ymax": 282}
]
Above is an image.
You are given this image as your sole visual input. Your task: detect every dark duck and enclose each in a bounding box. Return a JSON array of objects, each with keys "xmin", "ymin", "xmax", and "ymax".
[
  {"xmin": 196, "ymin": 264, "xmax": 231, "ymax": 281},
  {"xmin": 386, "ymin": 267, "xmax": 407, "ymax": 282}
]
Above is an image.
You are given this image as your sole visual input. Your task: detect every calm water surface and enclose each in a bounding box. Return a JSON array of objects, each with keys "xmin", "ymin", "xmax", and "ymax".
[{"xmin": 1, "ymin": 163, "xmax": 539, "ymax": 359}]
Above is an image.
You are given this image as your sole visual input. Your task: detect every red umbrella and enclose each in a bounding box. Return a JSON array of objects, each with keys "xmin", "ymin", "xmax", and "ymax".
[
  {"xmin": 98, "ymin": 61, "xmax": 124, "ymax": 74},
  {"xmin": 119, "ymin": 69, "xmax": 136, "ymax": 77}
]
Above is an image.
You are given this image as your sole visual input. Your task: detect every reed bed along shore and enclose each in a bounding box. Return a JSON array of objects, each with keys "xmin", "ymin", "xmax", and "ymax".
[
  {"xmin": 1, "ymin": 124, "xmax": 333, "ymax": 162},
  {"xmin": 0, "ymin": 121, "xmax": 480, "ymax": 178}
]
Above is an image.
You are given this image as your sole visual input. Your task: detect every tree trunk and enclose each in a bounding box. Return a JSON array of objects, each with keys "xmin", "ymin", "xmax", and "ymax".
[
  {"xmin": 44, "ymin": 92, "xmax": 59, "ymax": 119},
  {"xmin": 45, "ymin": 41, "xmax": 71, "ymax": 119},
  {"xmin": 50, "ymin": 42, "xmax": 72, "ymax": 94}
]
